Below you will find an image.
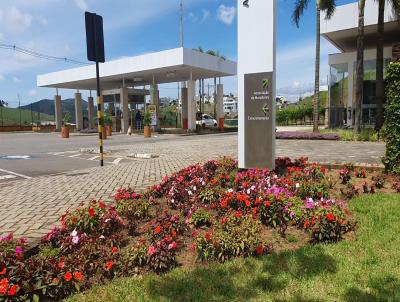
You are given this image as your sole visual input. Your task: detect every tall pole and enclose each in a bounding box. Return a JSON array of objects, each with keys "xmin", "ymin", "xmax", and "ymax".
[
  {"xmin": 180, "ymin": 0, "xmax": 184, "ymax": 48},
  {"xmin": 93, "ymin": 15, "xmax": 104, "ymax": 167},
  {"xmin": 18, "ymin": 94, "xmax": 22, "ymax": 127}
]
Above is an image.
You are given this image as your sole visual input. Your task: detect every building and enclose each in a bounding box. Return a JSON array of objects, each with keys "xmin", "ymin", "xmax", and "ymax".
[
  {"xmin": 223, "ymin": 95, "xmax": 238, "ymax": 114},
  {"xmin": 37, "ymin": 48, "xmax": 236, "ymax": 132},
  {"xmin": 321, "ymin": 0, "xmax": 400, "ymax": 128}
]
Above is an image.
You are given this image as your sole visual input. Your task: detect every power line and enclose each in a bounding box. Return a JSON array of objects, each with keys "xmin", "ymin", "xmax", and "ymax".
[{"xmin": 0, "ymin": 43, "xmax": 91, "ymax": 66}]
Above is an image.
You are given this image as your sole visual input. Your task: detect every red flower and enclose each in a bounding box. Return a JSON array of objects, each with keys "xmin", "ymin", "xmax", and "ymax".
[
  {"xmin": 105, "ymin": 260, "xmax": 114, "ymax": 270},
  {"xmin": 171, "ymin": 230, "xmax": 177, "ymax": 238},
  {"xmin": 205, "ymin": 232, "xmax": 212, "ymax": 241},
  {"xmin": 52, "ymin": 278, "xmax": 59, "ymax": 284},
  {"xmin": 7, "ymin": 284, "xmax": 18, "ymax": 296},
  {"xmin": 88, "ymin": 207, "xmax": 95, "ymax": 217},
  {"xmin": 111, "ymin": 247, "xmax": 118, "ymax": 254},
  {"xmin": 326, "ymin": 213, "xmax": 335, "ymax": 221},
  {"xmin": 64, "ymin": 272, "xmax": 72, "ymax": 282},
  {"xmin": 252, "ymin": 207, "xmax": 258, "ymax": 215},
  {"xmin": 73, "ymin": 271, "xmax": 84, "ymax": 281},
  {"xmin": 235, "ymin": 211, "xmax": 242, "ymax": 219},
  {"xmin": 303, "ymin": 220, "xmax": 310, "ymax": 229},
  {"xmin": 245, "ymin": 200, "xmax": 251, "ymax": 207},
  {"xmin": 154, "ymin": 225, "xmax": 162, "ymax": 235},
  {"xmin": 264, "ymin": 200, "xmax": 271, "ymax": 207},
  {"xmin": 255, "ymin": 245, "xmax": 263, "ymax": 255},
  {"xmin": 0, "ymin": 278, "xmax": 9, "ymax": 295},
  {"xmin": 99, "ymin": 201, "xmax": 106, "ymax": 209},
  {"xmin": 57, "ymin": 262, "xmax": 65, "ymax": 269},
  {"xmin": 220, "ymin": 217, "xmax": 228, "ymax": 225},
  {"xmin": 0, "ymin": 268, "xmax": 6, "ymax": 275}
]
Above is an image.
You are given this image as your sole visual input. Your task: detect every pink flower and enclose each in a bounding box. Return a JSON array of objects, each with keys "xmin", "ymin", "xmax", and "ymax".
[
  {"xmin": 168, "ymin": 242, "xmax": 177, "ymax": 250},
  {"xmin": 72, "ymin": 236, "xmax": 79, "ymax": 244},
  {"xmin": 147, "ymin": 245, "xmax": 156, "ymax": 256},
  {"xmin": 15, "ymin": 246, "xmax": 23, "ymax": 256}
]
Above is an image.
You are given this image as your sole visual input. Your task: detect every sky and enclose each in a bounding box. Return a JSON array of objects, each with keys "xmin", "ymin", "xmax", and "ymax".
[{"xmin": 0, "ymin": 0, "xmax": 356, "ymax": 107}]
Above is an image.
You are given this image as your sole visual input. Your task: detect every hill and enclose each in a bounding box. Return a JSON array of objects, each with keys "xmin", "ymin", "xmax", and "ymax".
[{"xmin": 19, "ymin": 98, "xmax": 93, "ymax": 123}]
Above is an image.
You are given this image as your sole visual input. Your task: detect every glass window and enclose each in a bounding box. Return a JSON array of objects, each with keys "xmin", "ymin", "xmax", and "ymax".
[{"xmin": 329, "ymin": 63, "xmax": 348, "ymax": 127}]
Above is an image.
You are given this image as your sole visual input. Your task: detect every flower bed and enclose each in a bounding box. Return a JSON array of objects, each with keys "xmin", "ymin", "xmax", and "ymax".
[
  {"xmin": 276, "ymin": 131, "xmax": 340, "ymax": 140},
  {"xmin": 4, "ymin": 157, "xmax": 397, "ymax": 301}
]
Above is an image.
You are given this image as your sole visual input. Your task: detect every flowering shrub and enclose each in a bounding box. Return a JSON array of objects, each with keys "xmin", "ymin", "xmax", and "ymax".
[
  {"xmin": 355, "ymin": 168, "xmax": 367, "ymax": 178},
  {"xmin": 372, "ymin": 175, "xmax": 385, "ymax": 189},
  {"xmin": 339, "ymin": 169, "xmax": 351, "ymax": 184},
  {"xmin": 61, "ymin": 200, "xmax": 125, "ymax": 236},
  {"xmin": 195, "ymin": 213, "xmax": 268, "ymax": 262},
  {"xmin": 392, "ymin": 181, "xmax": 400, "ymax": 193},
  {"xmin": 190, "ymin": 208, "xmax": 213, "ymax": 228},
  {"xmin": 0, "ymin": 157, "xmax": 362, "ymax": 300}
]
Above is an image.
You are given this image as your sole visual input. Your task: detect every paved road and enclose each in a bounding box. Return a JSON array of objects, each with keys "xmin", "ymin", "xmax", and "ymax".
[{"xmin": 0, "ymin": 132, "xmax": 179, "ymax": 179}]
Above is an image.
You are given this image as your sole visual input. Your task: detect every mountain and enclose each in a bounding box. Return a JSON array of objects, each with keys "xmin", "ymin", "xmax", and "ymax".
[{"xmin": 20, "ymin": 99, "xmax": 93, "ymax": 123}]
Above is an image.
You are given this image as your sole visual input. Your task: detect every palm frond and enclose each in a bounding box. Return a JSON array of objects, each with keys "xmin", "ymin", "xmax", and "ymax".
[
  {"xmin": 389, "ymin": 0, "xmax": 400, "ymax": 17},
  {"xmin": 320, "ymin": 0, "xmax": 337, "ymax": 19},
  {"xmin": 292, "ymin": 0, "xmax": 309, "ymax": 27}
]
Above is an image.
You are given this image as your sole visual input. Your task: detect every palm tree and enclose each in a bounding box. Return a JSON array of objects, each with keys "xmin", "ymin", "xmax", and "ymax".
[
  {"xmin": 293, "ymin": 0, "xmax": 337, "ymax": 132},
  {"xmin": 375, "ymin": 0, "xmax": 400, "ymax": 131},
  {"xmin": 355, "ymin": 0, "xmax": 365, "ymax": 134}
]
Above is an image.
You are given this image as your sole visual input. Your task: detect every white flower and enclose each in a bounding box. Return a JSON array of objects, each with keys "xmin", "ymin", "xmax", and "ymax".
[
  {"xmin": 72, "ymin": 236, "xmax": 79, "ymax": 244},
  {"xmin": 105, "ymin": 219, "xmax": 111, "ymax": 223},
  {"xmin": 227, "ymin": 188, "xmax": 233, "ymax": 193},
  {"xmin": 70, "ymin": 229, "xmax": 78, "ymax": 237},
  {"xmin": 99, "ymin": 235, "xmax": 105, "ymax": 239},
  {"xmin": 247, "ymin": 189, "xmax": 251, "ymax": 194},
  {"xmin": 188, "ymin": 190, "xmax": 193, "ymax": 196},
  {"xmin": 295, "ymin": 183, "xmax": 300, "ymax": 188},
  {"xmin": 251, "ymin": 185, "xmax": 256, "ymax": 190}
]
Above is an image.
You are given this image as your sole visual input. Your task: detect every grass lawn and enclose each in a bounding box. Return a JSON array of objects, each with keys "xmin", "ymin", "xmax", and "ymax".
[
  {"xmin": 66, "ymin": 193, "xmax": 400, "ymax": 302},
  {"xmin": 0, "ymin": 107, "xmax": 54, "ymax": 126}
]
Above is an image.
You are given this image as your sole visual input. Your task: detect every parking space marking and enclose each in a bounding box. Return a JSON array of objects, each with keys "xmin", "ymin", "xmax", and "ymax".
[
  {"xmin": 68, "ymin": 154, "xmax": 82, "ymax": 158},
  {"xmin": 0, "ymin": 175, "xmax": 17, "ymax": 180},
  {"xmin": 89, "ymin": 156, "xmax": 99, "ymax": 160},
  {"xmin": 0, "ymin": 168, "xmax": 32, "ymax": 179},
  {"xmin": 112, "ymin": 158, "xmax": 123, "ymax": 165}
]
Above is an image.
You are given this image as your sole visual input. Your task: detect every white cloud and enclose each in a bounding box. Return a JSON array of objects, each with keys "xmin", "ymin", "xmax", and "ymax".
[
  {"xmin": 74, "ymin": 0, "xmax": 88, "ymax": 11},
  {"xmin": 13, "ymin": 76, "xmax": 21, "ymax": 83},
  {"xmin": 217, "ymin": 5, "xmax": 236, "ymax": 25},
  {"xmin": 201, "ymin": 9, "xmax": 211, "ymax": 23},
  {"xmin": 28, "ymin": 89, "xmax": 37, "ymax": 96},
  {"xmin": 0, "ymin": 74, "xmax": 5, "ymax": 81},
  {"xmin": 0, "ymin": 7, "xmax": 33, "ymax": 34}
]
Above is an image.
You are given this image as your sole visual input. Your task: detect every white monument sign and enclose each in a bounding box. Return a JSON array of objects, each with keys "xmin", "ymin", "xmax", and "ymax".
[{"xmin": 238, "ymin": 0, "xmax": 276, "ymax": 169}]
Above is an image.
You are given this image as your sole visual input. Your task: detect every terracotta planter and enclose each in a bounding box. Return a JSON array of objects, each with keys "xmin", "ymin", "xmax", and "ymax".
[
  {"xmin": 144, "ymin": 126, "xmax": 151, "ymax": 138},
  {"xmin": 102, "ymin": 127, "xmax": 107, "ymax": 140},
  {"xmin": 106, "ymin": 125, "xmax": 112, "ymax": 136},
  {"xmin": 61, "ymin": 126, "xmax": 70, "ymax": 138}
]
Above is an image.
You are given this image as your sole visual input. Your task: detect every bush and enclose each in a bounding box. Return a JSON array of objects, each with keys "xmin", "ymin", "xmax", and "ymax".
[
  {"xmin": 195, "ymin": 213, "xmax": 268, "ymax": 262},
  {"xmin": 191, "ymin": 208, "xmax": 212, "ymax": 228},
  {"xmin": 383, "ymin": 61, "xmax": 400, "ymax": 173}
]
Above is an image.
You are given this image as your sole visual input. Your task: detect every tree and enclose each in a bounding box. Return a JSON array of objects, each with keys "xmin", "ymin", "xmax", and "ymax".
[
  {"xmin": 355, "ymin": 0, "xmax": 366, "ymax": 134},
  {"xmin": 375, "ymin": 0, "xmax": 400, "ymax": 131},
  {"xmin": 293, "ymin": 0, "xmax": 336, "ymax": 132}
]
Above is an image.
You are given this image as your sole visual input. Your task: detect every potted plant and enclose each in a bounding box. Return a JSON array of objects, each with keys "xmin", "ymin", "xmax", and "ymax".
[
  {"xmin": 143, "ymin": 111, "xmax": 152, "ymax": 138},
  {"xmin": 104, "ymin": 113, "xmax": 113, "ymax": 136},
  {"xmin": 61, "ymin": 112, "xmax": 71, "ymax": 138}
]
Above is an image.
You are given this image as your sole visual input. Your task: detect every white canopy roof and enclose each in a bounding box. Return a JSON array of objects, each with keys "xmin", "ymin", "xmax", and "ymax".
[{"xmin": 37, "ymin": 48, "xmax": 237, "ymax": 90}]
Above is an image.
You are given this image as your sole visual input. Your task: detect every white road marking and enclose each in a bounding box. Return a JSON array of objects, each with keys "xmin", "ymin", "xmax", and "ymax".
[
  {"xmin": 0, "ymin": 168, "xmax": 32, "ymax": 179},
  {"xmin": 112, "ymin": 158, "xmax": 123, "ymax": 165},
  {"xmin": 0, "ymin": 175, "xmax": 17, "ymax": 180},
  {"xmin": 89, "ymin": 156, "xmax": 99, "ymax": 161},
  {"xmin": 68, "ymin": 154, "xmax": 82, "ymax": 158},
  {"xmin": 3, "ymin": 155, "xmax": 31, "ymax": 160},
  {"xmin": 51, "ymin": 151, "xmax": 78, "ymax": 155}
]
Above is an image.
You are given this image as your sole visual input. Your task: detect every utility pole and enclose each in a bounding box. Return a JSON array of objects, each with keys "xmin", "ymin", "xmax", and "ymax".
[{"xmin": 180, "ymin": 0, "xmax": 184, "ymax": 48}]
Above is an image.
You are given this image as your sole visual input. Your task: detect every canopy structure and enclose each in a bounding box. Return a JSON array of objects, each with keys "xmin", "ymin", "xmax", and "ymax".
[{"xmin": 37, "ymin": 48, "xmax": 237, "ymax": 133}]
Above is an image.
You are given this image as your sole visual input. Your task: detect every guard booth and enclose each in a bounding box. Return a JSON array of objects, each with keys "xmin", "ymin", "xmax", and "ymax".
[{"xmin": 37, "ymin": 48, "xmax": 236, "ymax": 133}]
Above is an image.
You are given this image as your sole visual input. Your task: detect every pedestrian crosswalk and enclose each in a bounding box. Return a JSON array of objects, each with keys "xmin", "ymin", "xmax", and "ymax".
[{"xmin": 47, "ymin": 151, "xmax": 132, "ymax": 165}]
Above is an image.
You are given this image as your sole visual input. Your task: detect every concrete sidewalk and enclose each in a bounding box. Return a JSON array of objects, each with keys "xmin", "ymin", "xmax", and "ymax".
[{"xmin": 0, "ymin": 134, "xmax": 385, "ymax": 241}]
